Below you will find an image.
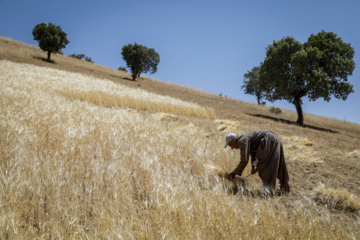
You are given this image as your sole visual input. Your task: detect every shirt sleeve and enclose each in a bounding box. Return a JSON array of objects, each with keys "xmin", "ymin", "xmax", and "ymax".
[
  {"xmin": 251, "ymin": 152, "xmax": 258, "ymax": 168},
  {"xmin": 233, "ymin": 137, "xmax": 251, "ymax": 176}
]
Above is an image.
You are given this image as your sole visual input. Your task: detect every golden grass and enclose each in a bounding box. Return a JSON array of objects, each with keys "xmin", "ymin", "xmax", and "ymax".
[
  {"xmin": 282, "ymin": 136, "xmax": 322, "ymax": 164},
  {"xmin": 255, "ymin": 101, "xmax": 360, "ymax": 135},
  {"xmin": 347, "ymin": 150, "xmax": 360, "ymax": 160},
  {"xmin": 313, "ymin": 184, "xmax": 360, "ymax": 213},
  {"xmin": 0, "ymin": 36, "xmax": 39, "ymax": 58},
  {"xmin": 303, "ymin": 112, "xmax": 360, "ymax": 134},
  {"xmin": 152, "ymin": 112, "xmax": 178, "ymax": 121},
  {"xmin": 0, "ymin": 36, "xmax": 130, "ymax": 80},
  {"xmin": 58, "ymin": 88, "xmax": 215, "ymax": 119},
  {"xmin": 0, "ymin": 60, "xmax": 215, "ymax": 119},
  {"xmin": 214, "ymin": 119, "xmax": 244, "ymax": 132},
  {"xmin": 1, "ymin": 57, "xmax": 360, "ymax": 238}
]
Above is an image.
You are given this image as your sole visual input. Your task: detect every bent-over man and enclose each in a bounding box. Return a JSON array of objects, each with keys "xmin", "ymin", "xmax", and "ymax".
[{"xmin": 224, "ymin": 129, "xmax": 290, "ymax": 195}]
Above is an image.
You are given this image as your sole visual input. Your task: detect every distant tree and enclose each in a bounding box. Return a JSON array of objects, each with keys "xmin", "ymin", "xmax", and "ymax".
[
  {"xmin": 242, "ymin": 65, "xmax": 266, "ymax": 105},
  {"xmin": 84, "ymin": 56, "xmax": 93, "ymax": 63},
  {"xmin": 69, "ymin": 53, "xmax": 94, "ymax": 63},
  {"xmin": 69, "ymin": 53, "xmax": 85, "ymax": 59},
  {"xmin": 269, "ymin": 106, "xmax": 282, "ymax": 114},
  {"xmin": 32, "ymin": 23, "xmax": 69, "ymax": 62},
  {"xmin": 118, "ymin": 66, "xmax": 128, "ymax": 72},
  {"xmin": 121, "ymin": 43, "xmax": 160, "ymax": 80},
  {"xmin": 260, "ymin": 31, "xmax": 355, "ymax": 125}
]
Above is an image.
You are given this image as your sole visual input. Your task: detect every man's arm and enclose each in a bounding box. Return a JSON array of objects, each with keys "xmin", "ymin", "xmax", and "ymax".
[
  {"xmin": 251, "ymin": 152, "xmax": 258, "ymax": 168},
  {"xmin": 227, "ymin": 139, "xmax": 250, "ymax": 180},
  {"xmin": 251, "ymin": 152, "xmax": 258, "ymax": 174}
]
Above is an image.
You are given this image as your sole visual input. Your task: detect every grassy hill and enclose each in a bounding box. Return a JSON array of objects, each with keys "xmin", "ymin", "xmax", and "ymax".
[{"xmin": 1, "ymin": 36, "xmax": 360, "ymax": 239}]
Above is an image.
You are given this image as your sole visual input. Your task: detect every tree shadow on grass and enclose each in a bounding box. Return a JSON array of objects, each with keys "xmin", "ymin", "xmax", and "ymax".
[
  {"xmin": 109, "ymin": 75, "xmax": 137, "ymax": 82},
  {"xmin": 33, "ymin": 56, "xmax": 55, "ymax": 64},
  {"xmin": 121, "ymin": 77, "xmax": 136, "ymax": 81},
  {"xmin": 249, "ymin": 113, "xmax": 338, "ymax": 134}
]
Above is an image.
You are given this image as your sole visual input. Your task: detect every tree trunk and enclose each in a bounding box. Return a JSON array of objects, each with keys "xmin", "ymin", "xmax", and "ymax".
[
  {"xmin": 256, "ymin": 90, "xmax": 261, "ymax": 105},
  {"xmin": 131, "ymin": 73, "xmax": 137, "ymax": 81},
  {"xmin": 47, "ymin": 51, "xmax": 51, "ymax": 61},
  {"xmin": 293, "ymin": 98, "xmax": 304, "ymax": 125}
]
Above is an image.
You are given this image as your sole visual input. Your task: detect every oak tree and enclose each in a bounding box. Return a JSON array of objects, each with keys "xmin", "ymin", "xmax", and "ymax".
[
  {"xmin": 260, "ymin": 31, "xmax": 355, "ymax": 125},
  {"xmin": 32, "ymin": 23, "xmax": 69, "ymax": 61},
  {"xmin": 242, "ymin": 65, "xmax": 265, "ymax": 105},
  {"xmin": 121, "ymin": 43, "xmax": 160, "ymax": 80}
]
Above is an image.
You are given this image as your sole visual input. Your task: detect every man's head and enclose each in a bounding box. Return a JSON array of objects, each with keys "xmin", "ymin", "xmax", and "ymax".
[{"xmin": 224, "ymin": 133, "xmax": 238, "ymax": 149}]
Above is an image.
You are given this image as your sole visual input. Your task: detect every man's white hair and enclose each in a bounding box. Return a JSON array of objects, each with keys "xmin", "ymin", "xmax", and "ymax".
[{"xmin": 224, "ymin": 133, "xmax": 237, "ymax": 148}]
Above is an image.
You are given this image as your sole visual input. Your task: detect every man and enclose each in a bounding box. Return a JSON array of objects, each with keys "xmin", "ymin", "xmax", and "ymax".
[{"xmin": 224, "ymin": 130, "xmax": 290, "ymax": 195}]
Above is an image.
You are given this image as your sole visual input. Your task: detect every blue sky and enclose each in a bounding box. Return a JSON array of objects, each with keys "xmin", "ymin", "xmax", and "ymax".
[{"xmin": 1, "ymin": 0, "xmax": 359, "ymax": 124}]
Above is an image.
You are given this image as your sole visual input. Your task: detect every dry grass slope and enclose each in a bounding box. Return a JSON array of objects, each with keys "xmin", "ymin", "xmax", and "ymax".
[
  {"xmin": 313, "ymin": 184, "xmax": 360, "ymax": 213},
  {"xmin": 1, "ymin": 37, "xmax": 360, "ymax": 239},
  {"xmin": 57, "ymin": 89, "xmax": 215, "ymax": 119}
]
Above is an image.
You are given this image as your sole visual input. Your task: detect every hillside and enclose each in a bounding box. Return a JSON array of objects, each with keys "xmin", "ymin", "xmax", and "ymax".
[{"xmin": 1, "ymin": 36, "xmax": 360, "ymax": 239}]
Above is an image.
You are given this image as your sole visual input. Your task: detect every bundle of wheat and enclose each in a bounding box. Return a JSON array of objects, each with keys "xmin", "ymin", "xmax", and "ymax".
[
  {"xmin": 205, "ymin": 164, "xmax": 249, "ymax": 195},
  {"xmin": 152, "ymin": 112, "xmax": 178, "ymax": 121},
  {"xmin": 214, "ymin": 119, "xmax": 243, "ymax": 132},
  {"xmin": 312, "ymin": 183, "xmax": 360, "ymax": 213},
  {"xmin": 347, "ymin": 150, "xmax": 360, "ymax": 160},
  {"xmin": 282, "ymin": 136, "xmax": 322, "ymax": 164}
]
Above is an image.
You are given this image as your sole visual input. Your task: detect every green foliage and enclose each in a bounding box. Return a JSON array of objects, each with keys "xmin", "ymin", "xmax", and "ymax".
[
  {"xmin": 260, "ymin": 31, "xmax": 355, "ymax": 125},
  {"xmin": 84, "ymin": 57, "xmax": 92, "ymax": 62},
  {"xmin": 118, "ymin": 66, "xmax": 128, "ymax": 72},
  {"xmin": 121, "ymin": 43, "xmax": 160, "ymax": 80},
  {"xmin": 261, "ymin": 37, "xmax": 304, "ymax": 103},
  {"xmin": 269, "ymin": 106, "xmax": 282, "ymax": 114},
  {"xmin": 69, "ymin": 53, "xmax": 94, "ymax": 63},
  {"xmin": 242, "ymin": 65, "xmax": 266, "ymax": 105},
  {"xmin": 304, "ymin": 31, "xmax": 355, "ymax": 101},
  {"xmin": 32, "ymin": 22, "xmax": 69, "ymax": 61}
]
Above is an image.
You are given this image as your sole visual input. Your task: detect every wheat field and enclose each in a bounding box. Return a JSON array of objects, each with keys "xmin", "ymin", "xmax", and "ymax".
[{"xmin": 1, "ymin": 38, "xmax": 360, "ymax": 239}]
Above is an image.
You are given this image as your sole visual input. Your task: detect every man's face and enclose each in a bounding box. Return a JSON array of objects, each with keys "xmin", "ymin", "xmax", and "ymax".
[{"xmin": 228, "ymin": 140, "xmax": 238, "ymax": 149}]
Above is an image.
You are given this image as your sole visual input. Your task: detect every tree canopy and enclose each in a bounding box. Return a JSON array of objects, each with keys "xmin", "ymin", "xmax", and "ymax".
[
  {"xmin": 121, "ymin": 43, "xmax": 160, "ymax": 80},
  {"xmin": 259, "ymin": 31, "xmax": 355, "ymax": 125},
  {"xmin": 242, "ymin": 65, "xmax": 265, "ymax": 105},
  {"xmin": 69, "ymin": 53, "xmax": 93, "ymax": 63},
  {"xmin": 32, "ymin": 22, "xmax": 69, "ymax": 61}
]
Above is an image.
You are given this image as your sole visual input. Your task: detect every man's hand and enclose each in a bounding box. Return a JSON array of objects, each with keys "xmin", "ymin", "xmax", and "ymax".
[
  {"xmin": 251, "ymin": 167, "xmax": 258, "ymax": 174},
  {"xmin": 226, "ymin": 172, "xmax": 236, "ymax": 181}
]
